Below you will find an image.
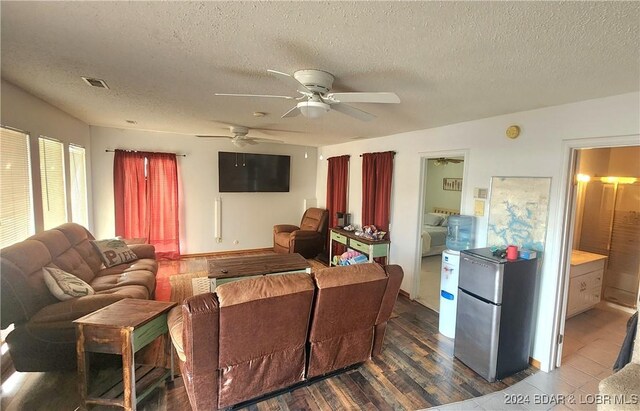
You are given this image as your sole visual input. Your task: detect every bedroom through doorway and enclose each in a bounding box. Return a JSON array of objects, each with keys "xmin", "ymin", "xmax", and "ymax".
[{"xmin": 415, "ymin": 156, "xmax": 464, "ymax": 312}]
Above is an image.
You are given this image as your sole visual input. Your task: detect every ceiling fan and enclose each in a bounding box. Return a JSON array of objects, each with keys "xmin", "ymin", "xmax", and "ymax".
[
  {"xmin": 197, "ymin": 126, "xmax": 283, "ymax": 147},
  {"xmin": 215, "ymin": 69, "xmax": 400, "ymax": 122},
  {"xmin": 433, "ymin": 157, "xmax": 464, "ymax": 166}
]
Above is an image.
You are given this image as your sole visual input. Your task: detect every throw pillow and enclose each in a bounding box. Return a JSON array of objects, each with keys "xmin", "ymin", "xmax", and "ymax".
[
  {"xmin": 432, "ymin": 212, "xmax": 450, "ymax": 226},
  {"xmin": 91, "ymin": 238, "xmax": 138, "ymax": 267},
  {"xmin": 424, "ymin": 213, "xmax": 443, "ymax": 226},
  {"xmin": 43, "ymin": 267, "xmax": 95, "ymax": 301}
]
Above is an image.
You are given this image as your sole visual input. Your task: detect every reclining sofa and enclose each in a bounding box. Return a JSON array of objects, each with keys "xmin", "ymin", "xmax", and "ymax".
[
  {"xmin": 167, "ymin": 263, "xmax": 403, "ymax": 410},
  {"xmin": 0, "ymin": 223, "xmax": 158, "ymax": 371}
]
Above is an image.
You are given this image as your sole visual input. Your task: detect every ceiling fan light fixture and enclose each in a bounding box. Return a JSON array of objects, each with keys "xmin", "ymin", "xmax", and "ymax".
[
  {"xmin": 298, "ymin": 100, "xmax": 330, "ymax": 119},
  {"xmin": 232, "ymin": 138, "xmax": 247, "ymax": 148}
]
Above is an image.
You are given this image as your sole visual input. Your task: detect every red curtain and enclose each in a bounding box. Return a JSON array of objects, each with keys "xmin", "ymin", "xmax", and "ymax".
[
  {"xmin": 361, "ymin": 151, "xmax": 395, "ymax": 234},
  {"xmin": 113, "ymin": 150, "xmax": 181, "ymax": 260},
  {"xmin": 326, "ymin": 155, "xmax": 350, "ymax": 256},
  {"xmin": 147, "ymin": 153, "xmax": 181, "ymax": 260},
  {"xmin": 326, "ymin": 155, "xmax": 350, "ymax": 228},
  {"xmin": 114, "ymin": 150, "xmax": 148, "ymax": 239}
]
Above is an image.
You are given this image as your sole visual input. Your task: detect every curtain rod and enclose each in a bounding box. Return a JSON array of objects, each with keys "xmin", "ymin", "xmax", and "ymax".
[
  {"xmin": 105, "ymin": 149, "xmax": 186, "ymax": 157},
  {"xmin": 359, "ymin": 151, "xmax": 396, "ymax": 157}
]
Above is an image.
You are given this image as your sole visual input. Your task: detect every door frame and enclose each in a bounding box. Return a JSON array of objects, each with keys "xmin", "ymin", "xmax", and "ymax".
[
  {"xmin": 551, "ymin": 134, "xmax": 639, "ymax": 369},
  {"xmin": 412, "ymin": 149, "xmax": 470, "ymax": 300}
]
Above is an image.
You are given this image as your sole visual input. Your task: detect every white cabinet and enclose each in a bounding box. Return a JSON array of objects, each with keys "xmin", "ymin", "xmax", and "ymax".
[{"xmin": 567, "ymin": 250, "xmax": 607, "ymax": 318}]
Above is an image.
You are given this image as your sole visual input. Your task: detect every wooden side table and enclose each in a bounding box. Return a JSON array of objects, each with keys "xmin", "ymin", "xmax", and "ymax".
[
  {"xmin": 329, "ymin": 228, "xmax": 390, "ymax": 266},
  {"xmin": 74, "ymin": 299, "xmax": 176, "ymax": 411}
]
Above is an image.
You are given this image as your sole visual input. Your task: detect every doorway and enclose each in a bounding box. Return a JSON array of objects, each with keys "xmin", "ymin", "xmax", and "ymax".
[
  {"xmin": 415, "ymin": 155, "xmax": 465, "ymax": 312},
  {"xmin": 557, "ymin": 145, "xmax": 639, "ymax": 368}
]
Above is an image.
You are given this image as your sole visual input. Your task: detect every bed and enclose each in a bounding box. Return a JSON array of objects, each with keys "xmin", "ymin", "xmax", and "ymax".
[{"xmin": 421, "ymin": 207, "xmax": 459, "ymax": 256}]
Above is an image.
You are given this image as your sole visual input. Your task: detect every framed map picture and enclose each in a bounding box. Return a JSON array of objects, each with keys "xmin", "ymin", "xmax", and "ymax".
[{"xmin": 487, "ymin": 177, "xmax": 552, "ymax": 252}]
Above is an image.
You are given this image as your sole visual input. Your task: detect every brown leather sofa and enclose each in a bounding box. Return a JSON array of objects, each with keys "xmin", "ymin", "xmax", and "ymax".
[
  {"xmin": 0, "ymin": 223, "xmax": 158, "ymax": 371},
  {"xmin": 273, "ymin": 207, "xmax": 329, "ymax": 258},
  {"xmin": 167, "ymin": 263, "xmax": 403, "ymax": 410}
]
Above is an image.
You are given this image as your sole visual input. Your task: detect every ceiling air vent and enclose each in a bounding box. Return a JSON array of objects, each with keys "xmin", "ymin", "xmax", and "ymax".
[{"xmin": 81, "ymin": 76, "xmax": 109, "ymax": 89}]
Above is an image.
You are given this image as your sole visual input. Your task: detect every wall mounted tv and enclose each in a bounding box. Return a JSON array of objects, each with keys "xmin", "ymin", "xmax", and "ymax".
[{"xmin": 218, "ymin": 151, "xmax": 290, "ymax": 192}]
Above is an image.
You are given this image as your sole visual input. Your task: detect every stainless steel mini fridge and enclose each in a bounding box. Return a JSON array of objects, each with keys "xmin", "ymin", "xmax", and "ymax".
[{"xmin": 454, "ymin": 248, "xmax": 537, "ymax": 382}]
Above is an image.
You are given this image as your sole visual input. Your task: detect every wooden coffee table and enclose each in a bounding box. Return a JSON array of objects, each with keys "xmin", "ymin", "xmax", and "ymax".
[
  {"xmin": 74, "ymin": 299, "xmax": 176, "ymax": 411},
  {"xmin": 205, "ymin": 253, "xmax": 312, "ymax": 291}
]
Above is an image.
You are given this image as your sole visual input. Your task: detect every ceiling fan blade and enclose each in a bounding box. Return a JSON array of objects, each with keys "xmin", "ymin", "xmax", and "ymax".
[
  {"xmin": 331, "ymin": 103, "xmax": 375, "ymax": 122},
  {"xmin": 281, "ymin": 106, "xmax": 301, "ymax": 118},
  {"xmin": 251, "ymin": 127, "xmax": 304, "ymax": 135},
  {"xmin": 214, "ymin": 93, "xmax": 295, "ymax": 100},
  {"xmin": 247, "ymin": 137, "xmax": 284, "ymax": 143},
  {"xmin": 326, "ymin": 92, "xmax": 400, "ymax": 104},
  {"xmin": 196, "ymin": 135, "xmax": 231, "ymax": 139},
  {"xmin": 267, "ymin": 70, "xmax": 312, "ymax": 94}
]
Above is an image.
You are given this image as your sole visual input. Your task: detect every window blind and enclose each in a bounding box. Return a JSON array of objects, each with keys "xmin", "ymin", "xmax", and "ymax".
[
  {"xmin": 69, "ymin": 145, "xmax": 88, "ymax": 227},
  {"xmin": 39, "ymin": 137, "xmax": 67, "ymax": 230},
  {"xmin": 0, "ymin": 127, "xmax": 34, "ymax": 248}
]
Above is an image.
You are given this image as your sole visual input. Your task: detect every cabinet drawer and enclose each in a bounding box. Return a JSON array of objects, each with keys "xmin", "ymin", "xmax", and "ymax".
[
  {"xmin": 330, "ymin": 231, "xmax": 348, "ymax": 245},
  {"xmin": 571, "ymin": 259, "xmax": 605, "ymax": 277},
  {"xmin": 585, "ymin": 269, "xmax": 603, "ymax": 289},
  {"xmin": 349, "ymin": 238, "xmax": 369, "ymax": 254}
]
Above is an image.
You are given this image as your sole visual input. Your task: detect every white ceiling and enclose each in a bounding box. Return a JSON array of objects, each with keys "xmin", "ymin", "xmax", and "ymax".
[{"xmin": 1, "ymin": 1, "xmax": 639, "ymax": 146}]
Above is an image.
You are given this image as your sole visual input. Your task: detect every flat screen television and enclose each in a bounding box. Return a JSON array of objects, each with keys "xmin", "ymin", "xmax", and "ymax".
[{"xmin": 218, "ymin": 151, "xmax": 290, "ymax": 192}]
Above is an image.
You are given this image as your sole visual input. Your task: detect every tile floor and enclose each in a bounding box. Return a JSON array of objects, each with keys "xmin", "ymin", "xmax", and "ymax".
[{"xmin": 425, "ymin": 305, "xmax": 633, "ymax": 411}]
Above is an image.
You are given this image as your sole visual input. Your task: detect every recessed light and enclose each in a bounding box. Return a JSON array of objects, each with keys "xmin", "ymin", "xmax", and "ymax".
[
  {"xmin": 81, "ymin": 76, "xmax": 109, "ymax": 89},
  {"xmin": 125, "ymin": 120, "xmax": 137, "ymax": 124}
]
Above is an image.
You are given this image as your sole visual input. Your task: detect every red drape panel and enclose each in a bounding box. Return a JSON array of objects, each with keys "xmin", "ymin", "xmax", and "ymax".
[
  {"xmin": 326, "ymin": 155, "xmax": 350, "ymax": 256},
  {"xmin": 114, "ymin": 150, "xmax": 148, "ymax": 239},
  {"xmin": 361, "ymin": 151, "xmax": 394, "ymax": 234},
  {"xmin": 147, "ymin": 153, "xmax": 181, "ymax": 260},
  {"xmin": 361, "ymin": 153, "xmax": 376, "ymax": 229},
  {"xmin": 113, "ymin": 150, "xmax": 181, "ymax": 260},
  {"xmin": 326, "ymin": 155, "xmax": 350, "ymax": 228}
]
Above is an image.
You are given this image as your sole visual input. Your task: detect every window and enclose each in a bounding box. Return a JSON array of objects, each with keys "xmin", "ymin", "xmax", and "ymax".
[
  {"xmin": 1, "ymin": 127, "xmax": 35, "ymax": 248},
  {"xmin": 39, "ymin": 137, "xmax": 67, "ymax": 230},
  {"xmin": 69, "ymin": 145, "xmax": 88, "ymax": 227}
]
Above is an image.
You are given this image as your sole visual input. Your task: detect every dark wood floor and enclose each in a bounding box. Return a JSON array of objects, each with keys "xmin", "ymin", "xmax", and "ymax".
[{"xmin": 1, "ymin": 257, "xmax": 536, "ymax": 410}]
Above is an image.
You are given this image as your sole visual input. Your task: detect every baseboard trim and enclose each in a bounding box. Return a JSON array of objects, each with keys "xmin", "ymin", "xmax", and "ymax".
[
  {"xmin": 529, "ymin": 357, "xmax": 541, "ymax": 369},
  {"xmin": 399, "ymin": 289, "xmax": 410, "ymax": 298},
  {"xmin": 181, "ymin": 247, "xmax": 274, "ymax": 259}
]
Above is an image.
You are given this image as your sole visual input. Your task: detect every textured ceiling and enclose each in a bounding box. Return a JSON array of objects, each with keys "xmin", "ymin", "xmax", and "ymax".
[{"xmin": 1, "ymin": 1, "xmax": 639, "ymax": 146}]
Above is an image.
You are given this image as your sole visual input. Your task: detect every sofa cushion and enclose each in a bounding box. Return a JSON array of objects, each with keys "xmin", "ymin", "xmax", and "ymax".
[
  {"xmin": 30, "ymin": 294, "xmax": 126, "ymax": 324},
  {"xmin": 167, "ymin": 307, "xmax": 186, "ymax": 362},
  {"xmin": 42, "ymin": 267, "xmax": 95, "ymax": 301},
  {"xmin": 308, "ymin": 263, "xmax": 388, "ymax": 378},
  {"xmin": 95, "ymin": 285, "xmax": 150, "ymax": 299},
  {"xmin": 55, "ymin": 223, "xmax": 103, "ymax": 275},
  {"xmin": 90, "ymin": 270, "xmax": 155, "ymax": 295},
  {"xmin": 216, "ymin": 274, "xmax": 315, "ymax": 408},
  {"xmin": 91, "ymin": 239, "xmax": 138, "ymax": 268},
  {"xmin": 274, "ymin": 232, "xmax": 291, "ymax": 249},
  {"xmin": 96, "ymin": 259, "xmax": 158, "ymax": 277}
]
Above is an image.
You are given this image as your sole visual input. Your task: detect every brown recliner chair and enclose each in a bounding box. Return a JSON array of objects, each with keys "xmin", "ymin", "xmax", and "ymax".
[{"xmin": 273, "ymin": 208, "xmax": 328, "ymax": 258}]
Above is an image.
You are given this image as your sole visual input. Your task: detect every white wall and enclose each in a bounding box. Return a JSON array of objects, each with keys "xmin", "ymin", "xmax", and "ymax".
[
  {"xmin": 90, "ymin": 127, "xmax": 317, "ymax": 254},
  {"xmin": 316, "ymin": 92, "xmax": 640, "ymax": 371},
  {"xmin": 1, "ymin": 80, "xmax": 93, "ymax": 232},
  {"xmin": 424, "ymin": 159, "xmax": 464, "ymax": 213}
]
